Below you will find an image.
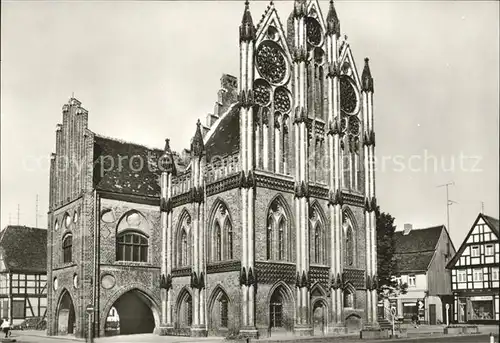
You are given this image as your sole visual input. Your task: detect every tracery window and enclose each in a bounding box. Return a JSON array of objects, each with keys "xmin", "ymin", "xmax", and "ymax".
[
  {"xmin": 210, "ymin": 202, "xmax": 234, "ymax": 262},
  {"xmin": 62, "ymin": 234, "xmax": 73, "ymax": 263},
  {"xmin": 226, "ymin": 222, "xmax": 233, "ymax": 260},
  {"xmin": 116, "ymin": 231, "xmax": 148, "ymax": 262},
  {"xmin": 220, "ymin": 297, "xmax": 229, "ymax": 328},
  {"xmin": 270, "ymin": 291, "xmax": 283, "ymax": 328},
  {"xmin": 309, "ymin": 207, "xmax": 326, "ymax": 265},
  {"xmin": 343, "ymin": 213, "xmax": 356, "ymax": 267},
  {"xmin": 343, "ymin": 289, "xmax": 354, "ymax": 308},
  {"xmin": 180, "ymin": 229, "xmax": 189, "ymax": 266},
  {"xmin": 346, "ymin": 227, "xmax": 354, "ymax": 266},
  {"xmin": 266, "ymin": 197, "xmax": 291, "ymax": 261},
  {"xmin": 215, "ymin": 222, "xmax": 222, "ymax": 261}
]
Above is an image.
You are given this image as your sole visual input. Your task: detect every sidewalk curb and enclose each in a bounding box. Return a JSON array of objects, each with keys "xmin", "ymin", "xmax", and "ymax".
[{"xmin": 370, "ymin": 333, "xmax": 495, "ymax": 342}]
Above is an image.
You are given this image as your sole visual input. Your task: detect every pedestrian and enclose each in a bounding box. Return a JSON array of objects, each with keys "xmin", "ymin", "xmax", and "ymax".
[
  {"xmin": 1, "ymin": 318, "xmax": 11, "ymax": 338},
  {"xmin": 411, "ymin": 314, "xmax": 419, "ymax": 328}
]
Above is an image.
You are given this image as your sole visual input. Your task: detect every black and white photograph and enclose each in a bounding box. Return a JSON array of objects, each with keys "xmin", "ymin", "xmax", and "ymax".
[{"xmin": 0, "ymin": 1, "xmax": 498, "ymax": 342}]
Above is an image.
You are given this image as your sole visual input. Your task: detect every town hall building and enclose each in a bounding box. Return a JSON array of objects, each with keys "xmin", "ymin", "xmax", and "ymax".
[{"xmin": 46, "ymin": 0, "xmax": 379, "ymax": 339}]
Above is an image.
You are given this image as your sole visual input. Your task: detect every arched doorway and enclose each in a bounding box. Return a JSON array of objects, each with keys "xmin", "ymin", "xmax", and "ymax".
[
  {"xmin": 109, "ymin": 290, "xmax": 156, "ymax": 335},
  {"xmin": 268, "ymin": 283, "xmax": 293, "ymax": 335},
  {"xmin": 208, "ymin": 286, "xmax": 230, "ymax": 336},
  {"xmin": 177, "ymin": 290, "xmax": 192, "ymax": 330},
  {"xmin": 104, "ymin": 306, "xmax": 120, "ymax": 336},
  {"xmin": 56, "ymin": 290, "xmax": 76, "ymax": 335},
  {"xmin": 312, "ymin": 301, "xmax": 326, "ymax": 335}
]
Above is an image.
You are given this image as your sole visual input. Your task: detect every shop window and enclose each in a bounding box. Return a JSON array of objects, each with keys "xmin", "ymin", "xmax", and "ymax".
[{"xmin": 470, "ymin": 296, "xmax": 494, "ymax": 320}]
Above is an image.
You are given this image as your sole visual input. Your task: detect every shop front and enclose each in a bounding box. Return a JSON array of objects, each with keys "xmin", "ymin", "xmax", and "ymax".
[{"xmin": 454, "ymin": 292, "xmax": 499, "ymax": 323}]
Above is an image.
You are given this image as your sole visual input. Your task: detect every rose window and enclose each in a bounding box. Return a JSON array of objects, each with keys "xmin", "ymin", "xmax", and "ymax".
[
  {"xmin": 348, "ymin": 116, "xmax": 360, "ymax": 136},
  {"xmin": 306, "ymin": 17, "xmax": 322, "ymax": 47},
  {"xmin": 253, "ymin": 79, "xmax": 271, "ymax": 106},
  {"xmin": 340, "ymin": 77, "xmax": 358, "ymax": 114},
  {"xmin": 273, "ymin": 87, "xmax": 291, "ymax": 114},
  {"xmin": 256, "ymin": 41, "xmax": 288, "ymax": 85}
]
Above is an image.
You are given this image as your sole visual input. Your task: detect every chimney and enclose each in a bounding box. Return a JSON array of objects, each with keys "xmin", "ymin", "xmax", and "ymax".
[{"xmin": 403, "ymin": 223, "xmax": 413, "ymax": 235}]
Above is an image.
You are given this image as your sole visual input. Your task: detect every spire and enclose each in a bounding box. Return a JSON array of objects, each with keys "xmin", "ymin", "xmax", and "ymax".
[
  {"xmin": 293, "ymin": 0, "xmax": 307, "ymax": 18},
  {"xmin": 164, "ymin": 138, "xmax": 172, "ymax": 154},
  {"xmin": 240, "ymin": 1, "xmax": 256, "ymax": 42},
  {"xmin": 161, "ymin": 138, "xmax": 177, "ymax": 175},
  {"xmin": 362, "ymin": 58, "xmax": 374, "ymax": 93},
  {"xmin": 326, "ymin": 0, "xmax": 340, "ymax": 36},
  {"xmin": 191, "ymin": 119, "xmax": 205, "ymax": 157}
]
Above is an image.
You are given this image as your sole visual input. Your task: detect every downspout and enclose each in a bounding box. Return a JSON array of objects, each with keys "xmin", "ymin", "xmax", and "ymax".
[
  {"xmin": 204, "ymin": 178, "xmax": 208, "ymax": 333},
  {"xmin": 93, "ymin": 190, "xmax": 100, "ymax": 338}
]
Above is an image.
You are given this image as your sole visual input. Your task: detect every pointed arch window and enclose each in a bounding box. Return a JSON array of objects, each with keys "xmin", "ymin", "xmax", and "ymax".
[
  {"xmin": 278, "ymin": 219, "xmax": 285, "ymax": 260},
  {"xmin": 215, "ymin": 222, "xmax": 222, "ymax": 262},
  {"xmin": 62, "ymin": 234, "xmax": 73, "ymax": 263},
  {"xmin": 343, "ymin": 289, "xmax": 354, "ymax": 308},
  {"xmin": 210, "ymin": 203, "xmax": 234, "ymax": 262},
  {"xmin": 180, "ymin": 229, "xmax": 189, "ymax": 266},
  {"xmin": 267, "ymin": 198, "xmax": 290, "ymax": 262},
  {"xmin": 343, "ymin": 213, "xmax": 356, "ymax": 267},
  {"xmin": 270, "ymin": 289, "xmax": 284, "ymax": 328},
  {"xmin": 116, "ymin": 231, "xmax": 148, "ymax": 262},
  {"xmin": 220, "ymin": 296, "xmax": 229, "ymax": 328},
  {"xmin": 346, "ymin": 227, "xmax": 354, "ymax": 266},
  {"xmin": 226, "ymin": 221, "xmax": 233, "ymax": 260},
  {"xmin": 314, "ymin": 225, "xmax": 321, "ymax": 263},
  {"xmin": 267, "ymin": 222, "xmax": 273, "ymax": 260},
  {"xmin": 309, "ymin": 208, "xmax": 327, "ymax": 265},
  {"xmin": 185, "ymin": 295, "xmax": 192, "ymax": 326}
]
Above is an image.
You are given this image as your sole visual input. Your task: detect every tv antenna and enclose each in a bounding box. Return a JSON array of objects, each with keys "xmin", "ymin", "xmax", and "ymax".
[{"xmin": 437, "ymin": 182, "xmax": 457, "ymax": 259}]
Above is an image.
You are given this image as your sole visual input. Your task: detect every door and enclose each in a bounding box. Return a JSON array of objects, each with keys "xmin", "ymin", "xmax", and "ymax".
[{"xmin": 429, "ymin": 304, "xmax": 436, "ymax": 325}]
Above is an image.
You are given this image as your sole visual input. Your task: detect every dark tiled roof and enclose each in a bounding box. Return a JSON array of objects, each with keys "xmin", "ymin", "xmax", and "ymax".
[
  {"xmin": 0, "ymin": 226, "xmax": 47, "ymax": 274},
  {"xmin": 393, "ymin": 226, "xmax": 443, "ymax": 254},
  {"xmin": 93, "ymin": 135, "xmax": 164, "ymax": 197},
  {"xmin": 394, "ymin": 251, "xmax": 435, "ymax": 274},
  {"xmin": 204, "ymin": 104, "xmax": 240, "ymax": 161},
  {"xmin": 393, "ymin": 226, "xmax": 444, "ymax": 274},
  {"xmin": 483, "ymin": 214, "xmax": 499, "ymax": 236}
]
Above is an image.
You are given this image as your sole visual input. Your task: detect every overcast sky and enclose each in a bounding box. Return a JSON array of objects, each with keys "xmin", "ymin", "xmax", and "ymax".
[{"xmin": 1, "ymin": 0, "xmax": 498, "ymax": 247}]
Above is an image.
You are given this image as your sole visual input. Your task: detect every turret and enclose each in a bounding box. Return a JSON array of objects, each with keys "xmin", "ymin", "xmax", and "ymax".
[
  {"xmin": 240, "ymin": 1, "xmax": 256, "ymax": 42},
  {"xmin": 362, "ymin": 57, "xmax": 374, "ymax": 93},
  {"xmin": 326, "ymin": 0, "xmax": 340, "ymax": 36},
  {"xmin": 191, "ymin": 120, "xmax": 205, "ymax": 158}
]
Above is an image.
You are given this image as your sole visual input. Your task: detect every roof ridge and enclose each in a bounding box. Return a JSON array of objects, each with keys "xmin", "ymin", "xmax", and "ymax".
[
  {"xmin": 94, "ymin": 132, "xmax": 164, "ymax": 153},
  {"xmin": 395, "ymin": 250, "xmax": 435, "ymax": 255}
]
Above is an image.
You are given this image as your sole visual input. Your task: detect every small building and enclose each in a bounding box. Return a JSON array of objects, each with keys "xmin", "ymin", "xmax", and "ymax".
[
  {"xmin": 446, "ymin": 213, "xmax": 499, "ymax": 324},
  {"xmin": 390, "ymin": 224, "xmax": 455, "ymax": 325},
  {"xmin": 0, "ymin": 225, "xmax": 48, "ymax": 326}
]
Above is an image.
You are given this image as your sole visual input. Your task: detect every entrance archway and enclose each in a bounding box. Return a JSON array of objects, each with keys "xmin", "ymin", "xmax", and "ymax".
[
  {"xmin": 177, "ymin": 289, "xmax": 192, "ymax": 329},
  {"xmin": 56, "ymin": 290, "xmax": 76, "ymax": 335},
  {"xmin": 312, "ymin": 301, "xmax": 326, "ymax": 335},
  {"xmin": 267, "ymin": 282, "xmax": 294, "ymax": 335},
  {"xmin": 108, "ymin": 290, "xmax": 157, "ymax": 335}
]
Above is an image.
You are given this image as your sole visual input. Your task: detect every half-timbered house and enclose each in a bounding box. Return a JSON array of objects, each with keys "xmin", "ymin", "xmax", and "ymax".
[
  {"xmin": 447, "ymin": 213, "xmax": 499, "ymax": 324},
  {"xmin": 0, "ymin": 226, "xmax": 48, "ymax": 326}
]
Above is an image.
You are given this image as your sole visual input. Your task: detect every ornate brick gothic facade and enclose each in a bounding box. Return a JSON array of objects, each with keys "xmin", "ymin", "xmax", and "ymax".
[{"xmin": 46, "ymin": 0, "xmax": 378, "ymax": 339}]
